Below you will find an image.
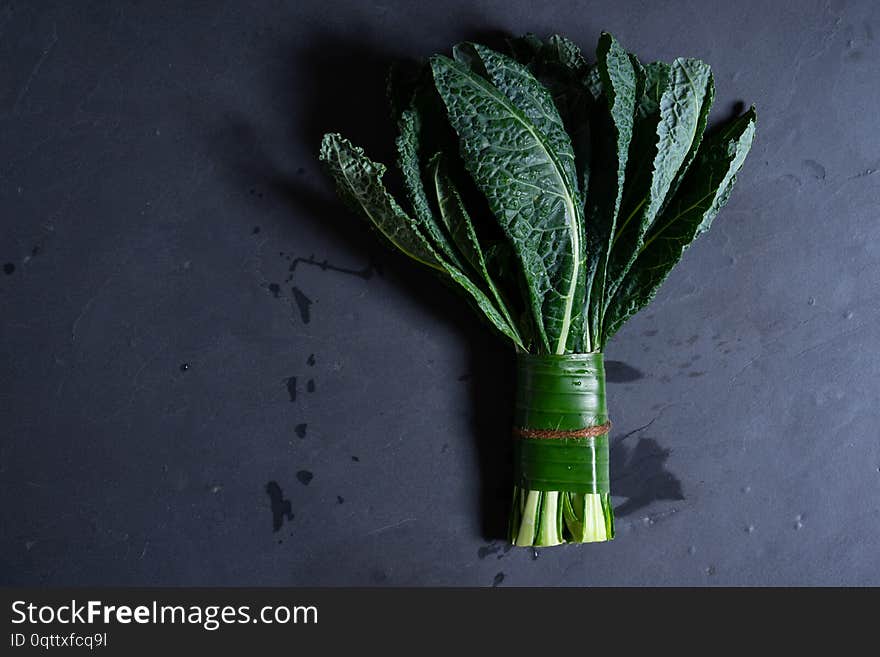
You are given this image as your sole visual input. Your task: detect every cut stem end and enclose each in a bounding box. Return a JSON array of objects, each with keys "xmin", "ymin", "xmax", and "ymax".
[{"xmin": 509, "ymin": 486, "xmax": 615, "ymax": 547}]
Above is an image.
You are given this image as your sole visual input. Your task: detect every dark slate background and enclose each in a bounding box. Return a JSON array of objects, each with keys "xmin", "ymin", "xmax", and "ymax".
[{"xmin": 1, "ymin": 0, "xmax": 878, "ymax": 586}]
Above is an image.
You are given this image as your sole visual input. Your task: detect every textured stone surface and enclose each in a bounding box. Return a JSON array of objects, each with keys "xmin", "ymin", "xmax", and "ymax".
[{"xmin": 1, "ymin": 0, "xmax": 878, "ymax": 585}]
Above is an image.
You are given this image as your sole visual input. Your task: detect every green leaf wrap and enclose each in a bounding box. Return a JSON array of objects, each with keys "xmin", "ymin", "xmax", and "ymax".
[{"xmin": 514, "ymin": 353, "xmax": 610, "ymax": 493}]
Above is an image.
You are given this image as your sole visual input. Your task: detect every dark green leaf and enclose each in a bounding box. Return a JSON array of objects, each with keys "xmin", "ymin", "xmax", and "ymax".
[
  {"xmin": 319, "ymin": 132, "xmax": 440, "ymax": 269},
  {"xmin": 396, "ymin": 108, "xmax": 466, "ymax": 268},
  {"xmin": 441, "ymin": 258, "xmax": 527, "ymax": 348},
  {"xmin": 585, "ymin": 64, "xmax": 603, "ymax": 100},
  {"xmin": 320, "ymin": 132, "xmax": 524, "ymax": 348},
  {"xmin": 484, "ymin": 240, "xmax": 535, "ymax": 347},
  {"xmin": 603, "ymin": 57, "xmax": 713, "ymax": 318},
  {"xmin": 581, "ymin": 32, "xmax": 637, "ymax": 350},
  {"xmin": 604, "ymin": 108, "xmax": 756, "ymax": 341},
  {"xmin": 386, "ymin": 60, "xmax": 425, "ymax": 122},
  {"xmin": 505, "ymin": 33, "xmax": 545, "ymax": 65},
  {"xmin": 469, "ymin": 43, "xmax": 581, "ymax": 203},
  {"xmin": 451, "ymin": 42, "xmax": 490, "ymax": 78},
  {"xmin": 663, "ymin": 74, "xmax": 715, "ymax": 214},
  {"xmin": 545, "ymin": 34, "xmax": 588, "ymax": 73},
  {"xmin": 430, "ymin": 154, "xmax": 523, "ymax": 345},
  {"xmin": 629, "ymin": 53, "xmax": 646, "ymax": 104},
  {"xmin": 468, "ymin": 41, "xmax": 590, "ymax": 352},
  {"xmin": 431, "ymin": 51, "xmax": 584, "ymax": 354},
  {"xmin": 637, "ymin": 62, "xmax": 671, "ymax": 119},
  {"xmin": 511, "ymin": 35, "xmax": 594, "ymax": 200}
]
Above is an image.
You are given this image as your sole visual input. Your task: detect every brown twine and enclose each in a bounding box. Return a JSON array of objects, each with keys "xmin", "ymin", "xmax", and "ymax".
[{"xmin": 512, "ymin": 421, "xmax": 612, "ymax": 440}]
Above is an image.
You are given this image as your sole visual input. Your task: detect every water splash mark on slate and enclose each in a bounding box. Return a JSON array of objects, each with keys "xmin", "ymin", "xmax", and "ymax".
[
  {"xmin": 265, "ymin": 481, "xmax": 294, "ymax": 532},
  {"xmin": 351, "ymin": 456, "xmax": 360, "ymax": 462},
  {"xmin": 291, "ymin": 287, "xmax": 312, "ymax": 323},
  {"xmin": 3, "ymin": 263, "xmax": 14, "ymax": 275},
  {"xmin": 851, "ymin": 166, "xmax": 877, "ymax": 179},
  {"xmin": 492, "ymin": 572, "xmax": 505, "ymax": 587},
  {"xmin": 478, "ymin": 543, "xmax": 500, "ymax": 559},
  {"xmin": 307, "ymin": 353, "xmax": 316, "ymax": 366},
  {"xmin": 268, "ymin": 283, "xmax": 281, "ymax": 298},
  {"xmin": 294, "ymin": 423, "xmax": 307, "ymax": 439},
  {"xmin": 611, "ymin": 434, "xmax": 684, "ymax": 517},
  {"xmin": 803, "ymin": 159, "xmax": 826, "ymax": 180},
  {"xmin": 478, "ymin": 541, "xmax": 512, "ymax": 560},
  {"xmin": 289, "ymin": 254, "xmax": 380, "ymax": 280},
  {"xmin": 337, "ymin": 495, "xmax": 344, "ymax": 504},
  {"xmin": 296, "ymin": 470, "xmax": 313, "ymax": 486},
  {"xmin": 252, "ymin": 226, "xmax": 261, "ymax": 234},
  {"xmin": 605, "ymin": 361, "xmax": 644, "ymax": 383},
  {"xmin": 285, "ymin": 377, "xmax": 297, "ymax": 402},
  {"xmin": 306, "ymin": 379, "xmax": 315, "ymax": 393}
]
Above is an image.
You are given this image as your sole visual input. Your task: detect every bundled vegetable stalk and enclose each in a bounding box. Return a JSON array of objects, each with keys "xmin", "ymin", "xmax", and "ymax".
[{"xmin": 319, "ymin": 32, "xmax": 756, "ymax": 546}]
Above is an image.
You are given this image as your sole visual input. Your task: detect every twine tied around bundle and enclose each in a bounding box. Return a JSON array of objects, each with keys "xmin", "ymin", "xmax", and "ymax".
[{"xmin": 512, "ymin": 421, "xmax": 612, "ymax": 440}]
